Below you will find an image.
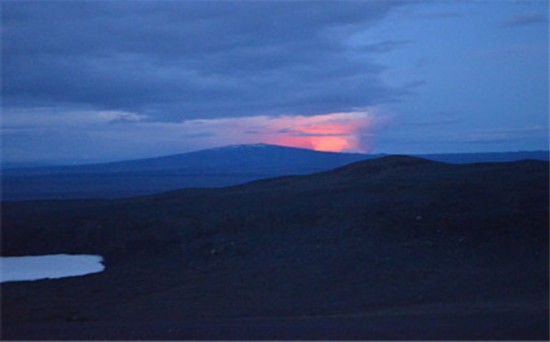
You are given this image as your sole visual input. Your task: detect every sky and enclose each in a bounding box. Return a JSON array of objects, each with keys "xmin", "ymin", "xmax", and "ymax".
[{"xmin": 2, "ymin": 0, "xmax": 548, "ymax": 164}]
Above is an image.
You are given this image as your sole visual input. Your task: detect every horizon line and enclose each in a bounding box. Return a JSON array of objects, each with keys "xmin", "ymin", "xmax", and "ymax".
[{"xmin": 1, "ymin": 143, "xmax": 548, "ymax": 168}]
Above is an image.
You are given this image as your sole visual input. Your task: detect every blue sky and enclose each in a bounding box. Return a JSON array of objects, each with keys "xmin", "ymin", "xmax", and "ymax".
[{"xmin": 2, "ymin": 1, "xmax": 548, "ymax": 163}]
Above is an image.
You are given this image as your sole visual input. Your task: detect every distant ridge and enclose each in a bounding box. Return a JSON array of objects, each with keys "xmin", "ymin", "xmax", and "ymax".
[
  {"xmin": 1, "ymin": 144, "xmax": 380, "ymax": 200},
  {"xmin": 3, "ymin": 145, "xmax": 547, "ymax": 172},
  {"xmin": 347, "ymin": 154, "xmax": 434, "ymax": 168},
  {"xmin": 418, "ymin": 150, "xmax": 549, "ymax": 164},
  {"xmin": 3, "ymin": 143, "xmax": 372, "ymax": 175},
  {"xmin": 2, "ymin": 144, "xmax": 548, "ymax": 201}
]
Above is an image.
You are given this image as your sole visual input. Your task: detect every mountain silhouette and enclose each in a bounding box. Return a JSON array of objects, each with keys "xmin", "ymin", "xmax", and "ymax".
[
  {"xmin": 1, "ymin": 144, "xmax": 381, "ymax": 200},
  {"xmin": 3, "ymin": 145, "xmax": 547, "ymax": 201}
]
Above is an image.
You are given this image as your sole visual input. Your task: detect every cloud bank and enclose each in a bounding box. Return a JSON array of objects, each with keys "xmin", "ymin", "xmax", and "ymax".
[
  {"xmin": 3, "ymin": 1, "xmax": 410, "ymax": 121},
  {"xmin": 3, "ymin": 1, "xmax": 548, "ymax": 162},
  {"xmin": 502, "ymin": 13, "xmax": 548, "ymax": 28}
]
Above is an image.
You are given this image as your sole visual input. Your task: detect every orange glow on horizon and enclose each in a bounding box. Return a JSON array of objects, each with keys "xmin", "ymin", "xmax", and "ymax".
[
  {"xmin": 264, "ymin": 112, "xmax": 374, "ymax": 152},
  {"xmin": 178, "ymin": 110, "xmax": 382, "ymax": 153},
  {"xmin": 311, "ymin": 136, "xmax": 352, "ymax": 152}
]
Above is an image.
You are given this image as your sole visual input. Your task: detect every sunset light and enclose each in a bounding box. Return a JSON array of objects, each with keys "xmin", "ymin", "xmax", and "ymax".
[
  {"xmin": 264, "ymin": 112, "xmax": 378, "ymax": 153},
  {"xmin": 3, "ymin": 2, "xmax": 548, "ymax": 339},
  {"xmin": 141, "ymin": 111, "xmax": 386, "ymax": 155}
]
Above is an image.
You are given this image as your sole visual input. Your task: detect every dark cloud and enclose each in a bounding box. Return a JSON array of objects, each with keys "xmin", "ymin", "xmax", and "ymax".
[
  {"xmin": 2, "ymin": 1, "xmax": 410, "ymax": 121},
  {"xmin": 501, "ymin": 13, "xmax": 547, "ymax": 28},
  {"xmin": 466, "ymin": 126, "xmax": 549, "ymax": 143},
  {"xmin": 396, "ymin": 118, "xmax": 462, "ymax": 127},
  {"xmin": 360, "ymin": 40, "xmax": 412, "ymax": 54},
  {"xmin": 277, "ymin": 128, "xmax": 349, "ymax": 137},
  {"xmin": 181, "ymin": 132, "xmax": 216, "ymax": 139}
]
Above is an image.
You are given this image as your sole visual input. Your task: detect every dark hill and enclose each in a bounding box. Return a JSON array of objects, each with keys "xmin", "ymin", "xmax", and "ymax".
[
  {"xmin": 326, "ymin": 154, "xmax": 436, "ymax": 175},
  {"xmin": 1, "ymin": 157, "xmax": 548, "ymax": 340},
  {"xmin": 420, "ymin": 150, "xmax": 549, "ymax": 164}
]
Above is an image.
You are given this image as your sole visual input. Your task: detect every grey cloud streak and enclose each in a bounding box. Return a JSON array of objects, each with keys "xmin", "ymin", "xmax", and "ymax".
[
  {"xmin": 3, "ymin": 1, "xmax": 412, "ymax": 121},
  {"xmin": 501, "ymin": 13, "xmax": 548, "ymax": 28}
]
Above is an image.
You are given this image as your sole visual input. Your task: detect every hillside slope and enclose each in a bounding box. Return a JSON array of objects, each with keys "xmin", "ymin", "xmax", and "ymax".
[{"xmin": 2, "ymin": 156, "xmax": 549, "ymax": 339}]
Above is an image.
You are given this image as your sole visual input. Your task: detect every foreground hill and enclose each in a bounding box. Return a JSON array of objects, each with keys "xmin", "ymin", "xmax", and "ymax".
[
  {"xmin": 2, "ymin": 156, "xmax": 549, "ymax": 339},
  {"xmin": 2, "ymin": 144, "xmax": 547, "ymax": 200}
]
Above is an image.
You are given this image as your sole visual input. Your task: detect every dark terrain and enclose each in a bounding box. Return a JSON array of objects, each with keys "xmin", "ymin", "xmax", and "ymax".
[
  {"xmin": 2, "ymin": 143, "xmax": 547, "ymax": 200},
  {"xmin": 1, "ymin": 156, "xmax": 549, "ymax": 340}
]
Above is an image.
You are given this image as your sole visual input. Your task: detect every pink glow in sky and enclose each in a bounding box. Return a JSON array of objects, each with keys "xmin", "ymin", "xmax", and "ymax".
[
  {"xmin": 1, "ymin": 109, "xmax": 386, "ymax": 163},
  {"xmin": 264, "ymin": 112, "xmax": 377, "ymax": 152},
  {"xmin": 181, "ymin": 111, "xmax": 384, "ymax": 153}
]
